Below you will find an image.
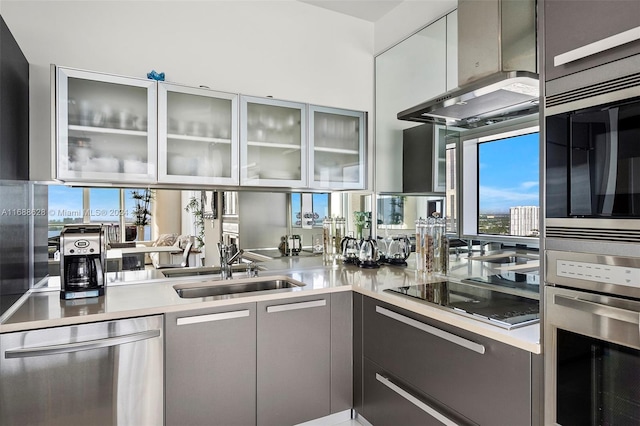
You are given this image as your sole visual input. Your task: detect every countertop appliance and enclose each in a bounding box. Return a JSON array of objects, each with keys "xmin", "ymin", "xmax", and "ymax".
[
  {"xmin": 386, "ymin": 280, "xmax": 539, "ymax": 330},
  {"xmin": 381, "ymin": 235, "xmax": 411, "ymax": 266},
  {"xmin": 0, "ymin": 315, "xmax": 163, "ymax": 425},
  {"xmin": 358, "ymin": 237, "xmax": 380, "ymax": 269},
  {"xmin": 59, "ymin": 224, "xmax": 106, "ymax": 300},
  {"xmin": 341, "ymin": 236, "xmax": 360, "ymax": 264},
  {"xmin": 398, "ymin": 0, "xmax": 538, "ymax": 129}
]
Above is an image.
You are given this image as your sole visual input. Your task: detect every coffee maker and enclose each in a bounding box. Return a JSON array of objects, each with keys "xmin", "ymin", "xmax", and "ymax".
[{"xmin": 60, "ymin": 224, "xmax": 106, "ymax": 300}]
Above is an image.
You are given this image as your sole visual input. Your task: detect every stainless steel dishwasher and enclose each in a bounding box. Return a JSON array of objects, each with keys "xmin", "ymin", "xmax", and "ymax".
[{"xmin": 0, "ymin": 315, "xmax": 163, "ymax": 425}]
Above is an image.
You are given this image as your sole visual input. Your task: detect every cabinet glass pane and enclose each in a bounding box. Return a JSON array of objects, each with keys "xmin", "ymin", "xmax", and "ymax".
[
  {"xmin": 66, "ymin": 78, "xmax": 149, "ymax": 175},
  {"xmin": 165, "ymin": 91, "xmax": 233, "ymax": 178},
  {"xmin": 313, "ymin": 111, "xmax": 361, "ymax": 184},
  {"xmin": 246, "ymin": 103, "xmax": 302, "ymax": 181}
]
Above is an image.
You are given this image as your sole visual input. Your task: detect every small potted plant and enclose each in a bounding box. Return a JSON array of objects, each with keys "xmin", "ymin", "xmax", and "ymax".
[
  {"xmin": 185, "ymin": 191, "xmax": 205, "ymax": 249},
  {"xmin": 131, "ymin": 189, "xmax": 154, "ymax": 241}
]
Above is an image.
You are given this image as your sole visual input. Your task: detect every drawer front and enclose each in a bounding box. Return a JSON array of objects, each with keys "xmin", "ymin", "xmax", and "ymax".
[
  {"xmin": 544, "ymin": 0, "xmax": 640, "ymax": 82},
  {"xmin": 363, "ymin": 296, "xmax": 532, "ymax": 425},
  {"xmin": 362, "ymin": 358, "xmax": 473, "ymax": 426}
]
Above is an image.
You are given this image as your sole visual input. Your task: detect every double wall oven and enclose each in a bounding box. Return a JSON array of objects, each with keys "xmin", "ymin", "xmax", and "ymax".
[{"xmin": 545, "ymin": 68, "xmax": 640, "ymax": 425}]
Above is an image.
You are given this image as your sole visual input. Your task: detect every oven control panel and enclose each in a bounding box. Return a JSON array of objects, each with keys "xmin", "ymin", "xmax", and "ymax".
[{"xmin": 556, "ymin": 259, "xmax": 640, "ymax": 288}]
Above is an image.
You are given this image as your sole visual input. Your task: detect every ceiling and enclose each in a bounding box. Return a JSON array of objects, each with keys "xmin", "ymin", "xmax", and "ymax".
[{"xmin": 297, "ymin": 0, "xmax": 404, "ymax": 22}]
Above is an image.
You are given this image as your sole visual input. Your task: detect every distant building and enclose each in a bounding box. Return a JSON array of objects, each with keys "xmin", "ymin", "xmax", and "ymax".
[{"xmin": 510, "ymin": 206, "xmax": 539, "ymax": 236}]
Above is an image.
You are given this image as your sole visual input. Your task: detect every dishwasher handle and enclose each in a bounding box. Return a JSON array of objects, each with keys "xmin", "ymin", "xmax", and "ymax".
[{"xmin": 5, "ymin": 329, "xmax": 161, "ymax": 359}]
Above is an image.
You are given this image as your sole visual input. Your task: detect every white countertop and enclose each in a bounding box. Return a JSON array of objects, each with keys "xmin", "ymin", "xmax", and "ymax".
[{"xmin": 0, "ymin": 254, "xmax": 541, "ymax": 354}]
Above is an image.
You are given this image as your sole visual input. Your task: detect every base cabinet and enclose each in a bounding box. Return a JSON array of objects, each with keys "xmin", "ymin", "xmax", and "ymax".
[
  {"xmin": 165, "ymin": 303, "xmax": 257, "ymax": 426},
  {"xmin": 165, "ymin": 292, "xmax": 350, "ymax": 426},
  {"xmin": 257, "ymin": 294, "xmax": 331, "ymax": 426},
  {"xmin": 363, "ymin": 358, "xmax": 473, "ymax": 426},
  {"xmin": 360, "ymin": 295, "xmax": 537, "ymax": 426}
]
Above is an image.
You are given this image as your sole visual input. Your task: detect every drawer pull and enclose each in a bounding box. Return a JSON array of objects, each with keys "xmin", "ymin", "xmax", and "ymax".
[
  {"xmin": 376, "ymin": 373, "xmax": 462, "ymax": 426},
  {"xmin": 554, "ymin": 25, "xmax": 640, "ymax": 66},
  {"xmin": 376, "ymin": 306, "xmax": 485, "ymax": 355},
  {"xmin": 267, "ymin": 299, "xmax": 326, "ymax": 313},
  {"xmin": 176, "ymin": 309, "xmax": 250, "ymax": 326}
]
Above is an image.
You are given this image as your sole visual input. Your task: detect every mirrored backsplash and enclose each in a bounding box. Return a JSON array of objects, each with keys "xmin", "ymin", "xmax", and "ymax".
[{"xmin": 0, "ymin": 181, "xmax": 48, "ymax": 317}]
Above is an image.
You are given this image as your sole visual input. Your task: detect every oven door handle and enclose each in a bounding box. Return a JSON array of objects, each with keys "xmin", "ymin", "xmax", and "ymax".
[{"xmin": 555, "ymin": 295, "xmax": 640, "ymax": 324}]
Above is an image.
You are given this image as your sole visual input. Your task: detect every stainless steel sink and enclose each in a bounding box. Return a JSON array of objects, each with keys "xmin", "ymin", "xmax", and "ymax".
[
  {"xmin": 173, "ymin": 276, "xmax": 305, "ymax": 299},
  {"xmin": 162, "ymin": 264, "xmax": 264, "ymax": 278}
]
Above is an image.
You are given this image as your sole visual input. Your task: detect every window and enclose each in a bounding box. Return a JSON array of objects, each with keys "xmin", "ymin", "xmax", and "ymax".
[
  {"xmin": 462, "ymin": 125, "xmax": 540, "ymax": 240},
  {"xmin": 89, "ymin": 188, "xmax": 119, "ymax": 223},
  {"xmin": 48, "ymin": 186, "xmax": 152, "ymax": 241},
  {"xmin": 291, "ymin": 193, "xmax": 329, "ymax": 228},
  {"xmin": 377, "ymin": 196, "xmax": 405, "ymax": 226},
  {"xmin": 48, "ymin": 186, "xmax": 83, "ymax": 238}
]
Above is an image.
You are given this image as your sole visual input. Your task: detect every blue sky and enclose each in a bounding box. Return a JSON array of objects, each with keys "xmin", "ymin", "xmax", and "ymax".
[
  {"xmin": 48, "ymin": 186, "xmax": 138, "ymax": 222},
  {"xmin": 478, "ymin": 132, "xmax": 539, "ymax": 214}
]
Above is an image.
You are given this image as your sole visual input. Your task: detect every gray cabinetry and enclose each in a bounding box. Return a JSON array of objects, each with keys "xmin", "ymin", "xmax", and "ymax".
[
  {"xmin": 165, "ymin": 303, "xmax": 257, "ymax": 426},
  {"xmin": 363, "ymin": 358, "xmax": 473, "ymax": 426},
  {"xmin": 330, "ymin": 291, "xmax": 353, "ymax": 413},
  {"xmin": 543, "ymin": 0, "xmax": 640, "ymax": 83},
  {"xmin": 257, "ymin": 294, "xmax": 331, "ymax": 426},
  {"xmin": 361, "ymin": 296, "xmax": 535, "ymax": 425},
  {"xmin": 0, "ymin": 16, "xmax": 28, "ymax": 180},
  {"xmin": 403, "ymin": 124, "xmax": 458, "ymax": 194}
]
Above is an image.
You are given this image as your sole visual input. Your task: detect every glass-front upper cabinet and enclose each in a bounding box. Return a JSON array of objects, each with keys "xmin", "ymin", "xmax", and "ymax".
[
  {"xmin": 55, "ymin": 66, "xmax": 157, "ymax": 183},
  {"xmin": 240, "ymin": 96, "xmax": 307, "ymax": 188},
  {"xmin": 309, "ymin": 106, "xmax": 366, "ymax": 190},
  {"xmin": 158, "ymin": 83, "xmax": 239, "ymax": 185}
]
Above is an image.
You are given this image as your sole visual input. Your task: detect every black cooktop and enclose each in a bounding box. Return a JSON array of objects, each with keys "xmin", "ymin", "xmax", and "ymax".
[{"xmin": 385, "ymin": 280, "xmax": 539, "ymax": 330}]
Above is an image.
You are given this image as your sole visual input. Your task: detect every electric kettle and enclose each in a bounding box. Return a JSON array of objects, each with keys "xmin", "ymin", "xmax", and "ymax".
[
  {"xmin": 358, "ymin": 237, "xmax": 380, "ymax": 268},
  {"xmin": 385, "ymin": 235, "xmax": 411, "ymax": 265},
  {"xmin": 341, "ymin": 236, "xmax": 360, "ymax": 264}
]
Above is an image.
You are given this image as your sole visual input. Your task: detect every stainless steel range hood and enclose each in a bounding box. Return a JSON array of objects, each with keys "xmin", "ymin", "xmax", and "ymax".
[{"xmin": 398, "ymin": 0, "xmax": 539, "ymax": 129}]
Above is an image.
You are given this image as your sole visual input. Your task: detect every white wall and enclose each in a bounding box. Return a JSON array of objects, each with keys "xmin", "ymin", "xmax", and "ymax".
[{"xmin": 0, "ymin": 0, "xmax": 374, "ymax": 181}]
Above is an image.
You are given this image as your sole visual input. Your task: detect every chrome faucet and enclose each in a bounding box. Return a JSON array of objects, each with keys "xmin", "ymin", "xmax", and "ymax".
[{"xmin": 218, "ymin": 243, "xmax": 247, "ymax": 279}]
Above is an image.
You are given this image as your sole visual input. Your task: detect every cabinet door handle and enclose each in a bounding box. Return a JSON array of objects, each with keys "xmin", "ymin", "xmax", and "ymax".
[
  {"xmin": 375, "ymin": 373, "xmax": 464, "ymax": 426},
  {"xmin": 176, "ymin": 309, "xmax": 250, "ymax": 326},
  {"xmin": 5, "ymin": 329, "xmax": 161, "ymax": 359},
  {"xmin": 266, "ymin": 299, "xmax": 326, "ymax": 313},
  {"xmin": 376, "ymin": 306, "xmax": 485, "ymax": 355},
  {"xmin": 554, "ymin": 25, "xmax": 640, "ymax": 66}
]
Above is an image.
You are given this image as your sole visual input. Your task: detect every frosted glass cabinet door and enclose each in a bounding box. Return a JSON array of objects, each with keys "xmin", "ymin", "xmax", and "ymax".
[
  {"xmin": 158, "ymin": 83, "xmax": 239, "ymax": 185},
  {"xmin": 240, "ymin": 96, "xmax": 307, "ymax": 188},
  {"xmin": 310, "ymin": 106, "xmax": 366, "ymax": 190},
  {"xmin": 55, "ymin": 66, "xmax": 157, "ymax": 183}
]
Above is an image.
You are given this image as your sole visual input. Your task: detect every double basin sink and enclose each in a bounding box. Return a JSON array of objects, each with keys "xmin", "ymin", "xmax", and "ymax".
[{"xmin": 172, "ymin": 273, "xmax": 305, "ymax": 299}]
